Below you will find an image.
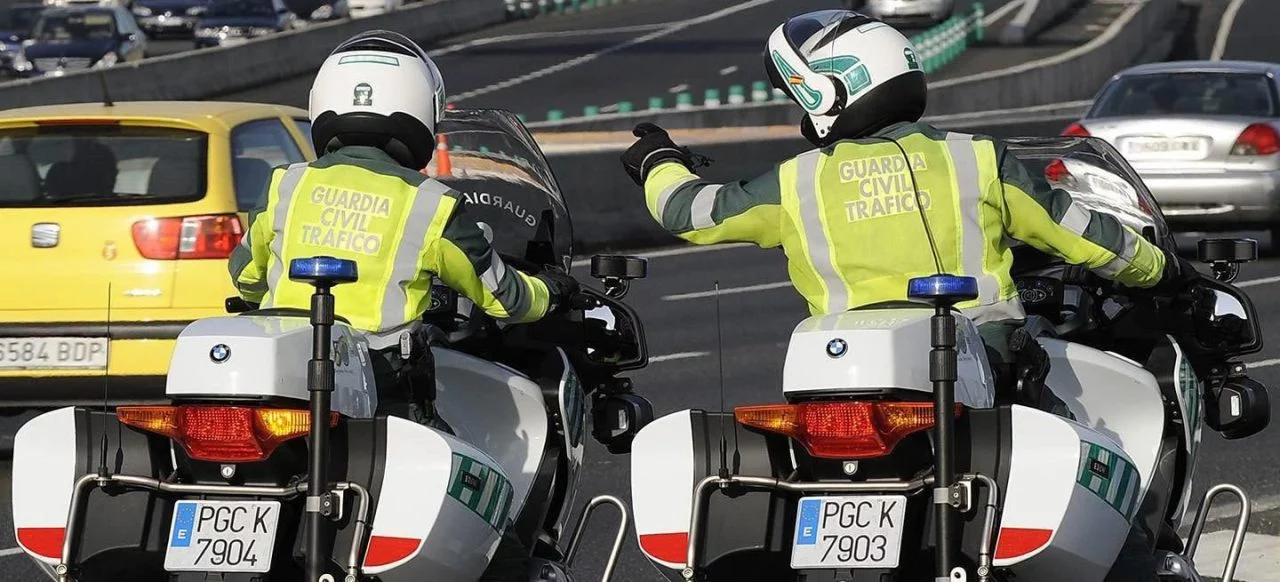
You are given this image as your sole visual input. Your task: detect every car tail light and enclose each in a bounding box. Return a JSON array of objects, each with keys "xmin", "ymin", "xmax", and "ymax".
[
  {"xmin": 117, "ymin": 405, "xmax": 338, "ymax": 462},
  {"xmin": 1044, "ymin": 159, "xmax": 1070, "ymax": 183},
  {"xmin": 1230, "ymin": 123, "xmax": 1280, "ymax": 156},
  {"xmin": 132, "ymin": 214, "xmax": 243, "ymax": 260},
  {"xmin": 1061, "ymin": 122, "xmax": 1090, "ymax": 137},
  {"xmin": 734, "ymin": 401, "xmax": 963, "ymax": 459}
]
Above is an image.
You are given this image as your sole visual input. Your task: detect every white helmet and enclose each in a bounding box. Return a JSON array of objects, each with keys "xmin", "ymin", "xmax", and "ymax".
[
  {"xmin": 764, "ymin": 10, "xmax": 927, "ymax": 147},
  {"xmin": 309, "ymin": 30, "xmax": 447, "ymax": 169}
]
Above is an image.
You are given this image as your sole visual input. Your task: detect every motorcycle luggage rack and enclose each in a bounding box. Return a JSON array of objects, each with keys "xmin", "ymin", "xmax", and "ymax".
[
  {"xmin": 52, "ymin": 473, "xmax": 373, "ymax": 582},
  {"xmin": 1180, "ymin": 483, "xmax": 1252, "ymax": 582},
  {"xmin": 563, "ymin": 495, "xmax": 630, "ymax": 582},
  {"xmin": 680, "ymin": 473, "xmax": 1002, "ymax": 582}
]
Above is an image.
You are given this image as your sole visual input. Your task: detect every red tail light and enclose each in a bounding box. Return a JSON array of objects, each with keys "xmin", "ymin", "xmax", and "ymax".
[
  {"xmin": 1044, "ymin": 159, "xmax": 1071, "ymax": 182},
  {"xmin": 734, "ymin": 401, "xmax": 963, "ymax": 459},
  {"xmin": 131, "ymin": 214, "xmax": 243, "ymax": 260},
  {"xmin": 116, "ymin": 405, "xmax": 338, "ymax": 462},
  {"xmin": 1230, "ymin": 123, "xmax": 1280, "ymax": 156},
  {"xmin": 1061, "ymin": 122, "xmax": 1090, "ymax": 137}
]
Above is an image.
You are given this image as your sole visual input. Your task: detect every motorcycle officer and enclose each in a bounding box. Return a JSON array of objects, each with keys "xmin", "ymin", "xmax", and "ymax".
[
  {"xmin": 621, "ymin": 10, "xmax": 1198, "ymax": 581},
  {"xmin": 229, "ymin": 30, "xmax": 579, "ymax": 431}
]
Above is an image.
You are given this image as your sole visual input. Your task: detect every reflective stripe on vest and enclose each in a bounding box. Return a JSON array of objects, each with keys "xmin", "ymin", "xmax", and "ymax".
[
  {"xmin": 264, "ymin": 163, "xmax": 309, "ymax": 308},
  {"xmin": 795, "ymin": 149, "xmax": 849, "ymax": 313}
]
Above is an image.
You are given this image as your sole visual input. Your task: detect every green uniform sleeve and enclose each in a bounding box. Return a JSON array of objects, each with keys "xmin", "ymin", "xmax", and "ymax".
[
  {"xmin": 227, "ymin": 169, "xmax": 279, "ymax": 303},
  {"xmin": 642, "ymin": 160, "xmax": 784, "ymax": 248},
  {"xmin": 426, "ymin": 199, "xmax": 551, "ymax": 323},
  {"xmin": 996, "ymin": 143, "xmax": 1165, "ymax": 287}
]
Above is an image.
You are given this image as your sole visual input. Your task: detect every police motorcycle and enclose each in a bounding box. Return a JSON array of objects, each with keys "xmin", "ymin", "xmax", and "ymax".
[
  {"xmin": 10, "ymin": 109, "xmax": 656, "ymax": 582},
  {"xmin": 627, "ymin": 136, "xmax": 1269, "ymax": 582}
]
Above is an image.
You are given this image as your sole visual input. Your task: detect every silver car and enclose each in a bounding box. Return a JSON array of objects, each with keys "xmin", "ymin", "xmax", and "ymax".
[
  {"xmin": 844, "ymin": 0, "xmax": 955, "ymax": 26},
  {"xmin": 1065, "ymin": 60, "xmax": 1280, "ymax": 245}
]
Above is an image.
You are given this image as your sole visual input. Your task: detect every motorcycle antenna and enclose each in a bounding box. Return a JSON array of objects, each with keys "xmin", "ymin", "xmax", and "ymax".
[
  {"xmin": 712, "ymin": 281, "xmax": 730, "ymax": 478},
  {"xmin": 98, "ymin": 283, "xmax": 112, "ymax": 478}
]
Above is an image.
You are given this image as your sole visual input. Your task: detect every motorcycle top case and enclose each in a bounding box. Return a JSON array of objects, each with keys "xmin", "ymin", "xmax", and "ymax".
[
  {"xmin": 629, "ymin": 405, "xmax": 1138, "ymax": 581},
  {"xmin": 782, "ymin": 309, "xmax": 995, "ymax": 407}
]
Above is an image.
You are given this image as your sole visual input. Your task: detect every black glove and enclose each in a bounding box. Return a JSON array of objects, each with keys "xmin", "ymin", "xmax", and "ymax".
[
  {"xmin": 620, "ymin": 123, "xmax": 711, "ymax": 186},
  {"xmin": 538, "ymin": 267, "xmax": 581, "ymax": 314},
  {"xmin": 1151, "ymin": 249, "xmax": 1202, "ymax": 296}
]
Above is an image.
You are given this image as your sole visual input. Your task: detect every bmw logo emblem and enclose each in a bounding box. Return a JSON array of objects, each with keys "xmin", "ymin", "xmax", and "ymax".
[
  {"xmin": 826, "ymin": 338, "xmax": 848, "ymax": 358},
  {"xmin": 209, "ymin": 344, "xmax": 231, "ymax": 363}
]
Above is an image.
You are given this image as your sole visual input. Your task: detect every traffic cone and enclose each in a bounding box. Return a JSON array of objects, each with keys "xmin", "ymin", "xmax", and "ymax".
[{"xmin": 435, "ymin": 132, "xmax": 452, "ymax": 177}]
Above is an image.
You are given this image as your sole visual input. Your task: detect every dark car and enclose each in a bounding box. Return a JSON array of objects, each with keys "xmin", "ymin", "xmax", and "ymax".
[
  {"xmin": 193, "ymin": 0, "xmax": 294, "ymax": 49},
  {"xmin": 0, "ymin": 2, "xmax": 45, "ymax": 78},
  {"xmin": 13, "ymin": 6, "xmax": 147, "ymax": 78},
  {"xmin": 131, "ymin": 0, "xmax": 207, "ymax": 38}
]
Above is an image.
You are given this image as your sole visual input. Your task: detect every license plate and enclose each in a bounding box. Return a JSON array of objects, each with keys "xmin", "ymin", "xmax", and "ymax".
[
  {"xmin": 1123, "ymin": 137, "xmax": 1207, "ymax": 158},
  {"xmin": 164, "ymin": 500, "xmax": 280, "ymax": 573},
  {"xmin": 790, "ymin": 495, "xmax": 907, "ymax": 569},
  {"xmin": 0, "ymin": 337, "xmax": 107, "ymax": 370}
]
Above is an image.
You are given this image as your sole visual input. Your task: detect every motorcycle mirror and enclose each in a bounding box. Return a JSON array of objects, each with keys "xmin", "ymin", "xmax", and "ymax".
[
  {"xmin": 1188, "ymin": 279, "xmax": 1262, "ymax": 359},
  {"xmin": 590, "ymin": 255, "xmax": 647, "ymax": 299},
  {"xmin": 1207, "ymin": 376, "xmax": 1270, "ymax": 440},
  {"xmin": 591, "ymin": 392, "xmax": 654, "ymax": 454},
  {"xmin": 1197, "ymin": 238, "xmax": 1258, "ymax": 282}
]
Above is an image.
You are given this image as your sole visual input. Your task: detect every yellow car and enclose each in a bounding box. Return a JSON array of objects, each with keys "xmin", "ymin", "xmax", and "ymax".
[{"xmin": 0, "ymin": 101, "xmax": 315, "ymax": 412}]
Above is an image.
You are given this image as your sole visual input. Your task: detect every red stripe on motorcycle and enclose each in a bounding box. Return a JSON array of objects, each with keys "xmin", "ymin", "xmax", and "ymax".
[
  {"xmin": 16, "ymin": 527, "xmax": 65, "ymax": 559},
  {"xmin": 363, "ymin": 535, "xmax": 422, "ymax": 568},
  {"xmin": 994, "ymin": 527, "xmax": 1053, "ymax": 560},
  {"xmin": 639, "ymin": 532, "xmax": 688, "ymax": 563}
]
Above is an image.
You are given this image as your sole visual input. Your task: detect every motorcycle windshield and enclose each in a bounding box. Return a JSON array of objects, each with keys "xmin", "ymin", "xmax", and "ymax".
[
  {"xmin": 1005, "ymin": 136, "xmax": 1173, "ymax": 248},
  {"xmin": 426, "ymin": 108, "xmax": 573, "ymax": 271}
]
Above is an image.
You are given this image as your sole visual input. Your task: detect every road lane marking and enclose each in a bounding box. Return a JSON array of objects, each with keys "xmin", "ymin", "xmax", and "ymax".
[
  {"xmin": 984, "ymin": 0, "xmax": 1027, "ymax": 27},
  {"xmin": 1246, "ymin": 358, "xmax": 1280, "ymax": 369},
  {"xmin": 569, "ymin": 243, "xmax": 754, "ymax": 267},
  {"xmin": 1236, "ymin": 274, "xmax": 1280, "ymax": 288},
  {"xmin": 0, "ymin": 547, "xmax": 23, "ymax": 557},
  {"xmin": 1211, "ymin": 0, "xmax": 1249, "ymax": 61},
  {"xmin": 650, "ymin": 351, "xmax": 709, "ymax": 363},
  {"xmin": 428, "ymin": 23, "xmax": 671, "ymax": 57},
  {"xmin": 450, "ymin": 0, "xmax": 783, "ymax": 102},
  {"xmin": 663, "ymin": 281, "xmax": 792, "ymax": 301},
  {"xmin": 719, "ymin": 66, "xmax": 738, "ymax": 76}
]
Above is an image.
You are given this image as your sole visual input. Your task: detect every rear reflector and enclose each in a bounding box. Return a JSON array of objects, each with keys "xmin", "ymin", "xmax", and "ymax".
[
  {"xmin": 16, "ymin": 527, "xmax": 65, "ymax": 559},
  {"xmin": 735, "ymin": 401, "xmax": 962, "ymax": 459},
  {"xmin": 1061, "ymin": 122, "xmax": 1090, "ymax": 137},
  {"xmin": 117, "ymin": 405, "xmax": 338, "ymax": 463},
  {"xmin": 1230, "ymin": 123, "xmax": 1280, "ymax": 156},
  {"xmin": 638, "ymin": 532, "xmax": 688, "ymax": 564},
  {"xmin": 363, "ymin": 535, "xmax": 422, "ymax": 568},
  {"xmin": 132, "ymin": 214, "xmax": 243, "ymax": 260},
  {"xmin": 994, "ymin": 527, "xmax": 1053, "ymax": 560}
]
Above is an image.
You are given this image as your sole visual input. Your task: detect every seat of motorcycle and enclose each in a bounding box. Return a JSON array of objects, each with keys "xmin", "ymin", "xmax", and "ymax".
[{"xmin": 241, "ymin": 307, "xmax": 352, "ymax": 325}]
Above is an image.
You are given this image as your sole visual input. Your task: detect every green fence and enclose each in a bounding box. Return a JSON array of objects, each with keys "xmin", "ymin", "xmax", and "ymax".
[{"xmin": 530, "ymin": 3, "xmax": 987, "ymax": 122}]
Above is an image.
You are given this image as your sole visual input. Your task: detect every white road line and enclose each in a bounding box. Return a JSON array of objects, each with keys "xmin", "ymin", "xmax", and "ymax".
[
  {"xmin": 1246, "ymin": 358, "xmax": 1280, "ymax": 369},
  {"xmin": 649, "ymin": 351, "xmax": 709, "ymax": 363},
  {"xmin": 1236, "ymin": 274, "xmax": 1280, "ymax": 288},
  {"xmin": 668, "ymin": 84, "xmax": 689, "ymax": 93},
  {"xmin": 0, "ymin": 547, "xmax": 24, "ymax": 557},
  {"xmin": 1210, "ymin": 0, "xmax": 1249, "ymax": 61},
  {"xmin": 984, "ymin": 0, "xmax": 1026, "ymax": 26},
  {"xmin": 428, "ymin": 23, "xmax": 672, "ymax": 57},
  {"xmin": 1193, "ymin": 531, "xmax": 1280, "ymax": 580},
  {"xmin": 719, "ymin": 65, "xmax": 738, "ymax": 76},
  {"xmin": 663, "ymin": 281, "xmax": 792, "ymax": 301},
  {"xmin": 449, "ymin": 0, "xmax": 783, "ymax": 102},
  {"xmin": 569, "ymin": 242, "xmax": 754, "ymax": 267}
]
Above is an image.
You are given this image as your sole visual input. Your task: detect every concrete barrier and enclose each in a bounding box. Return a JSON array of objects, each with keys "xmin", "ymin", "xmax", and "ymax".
[
  {"xmin": 999, "ymin": 0, "xmax": 1085, "ymax": 45},
  {"xmin": 0, "ymin": 0, "xmax": 507, "ymax": 110},
  {"xmin": 527, "ymin": 0, "xmax": 1179, "ymax": 133}
]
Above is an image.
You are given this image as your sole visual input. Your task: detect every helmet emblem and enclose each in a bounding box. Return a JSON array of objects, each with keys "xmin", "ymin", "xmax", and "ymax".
[
  {"xmin": 826, "ymin": 338, "xmax": 848, "ymax": 358},
  {"xmin": 353, "ymin": 83, "xmax": 373, "ymax": 107},
  {"xmin": 904, "ymin": 48, "xmax": 920, "ymax": 71},
  {"xmin": 210, "ymin": 344, "xmax": 231, "ymax": 363}
]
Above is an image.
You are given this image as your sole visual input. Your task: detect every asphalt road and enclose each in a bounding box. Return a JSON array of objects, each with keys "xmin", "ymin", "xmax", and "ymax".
[{"xmin": 219, "ymin": 0, "xmax": 1013, "ymax": 122}]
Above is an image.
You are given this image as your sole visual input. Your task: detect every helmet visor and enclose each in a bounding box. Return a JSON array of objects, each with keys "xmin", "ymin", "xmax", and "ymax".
[{"xmin": 781, "ymin": 10, "xmax": 873, "ymax": 53}]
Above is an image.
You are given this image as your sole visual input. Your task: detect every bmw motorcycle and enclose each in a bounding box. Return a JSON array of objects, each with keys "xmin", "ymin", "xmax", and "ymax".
[
  {"xmin": 10, "ymin": 109, "xmax": 655, "ymax": 582},
  {"xmin": 626, "ymin": 137, "xmax": 1269, "ymax": 582}
]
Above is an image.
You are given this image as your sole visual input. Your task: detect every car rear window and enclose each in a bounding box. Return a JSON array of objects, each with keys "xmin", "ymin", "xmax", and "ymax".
[
  {"xmin": 1090, "ymin": 72, "xmax": 1278, "ymax": 118},
  {"xmin": 0, "ymin": 124, "xmax": 208, "ymax": 208}
]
